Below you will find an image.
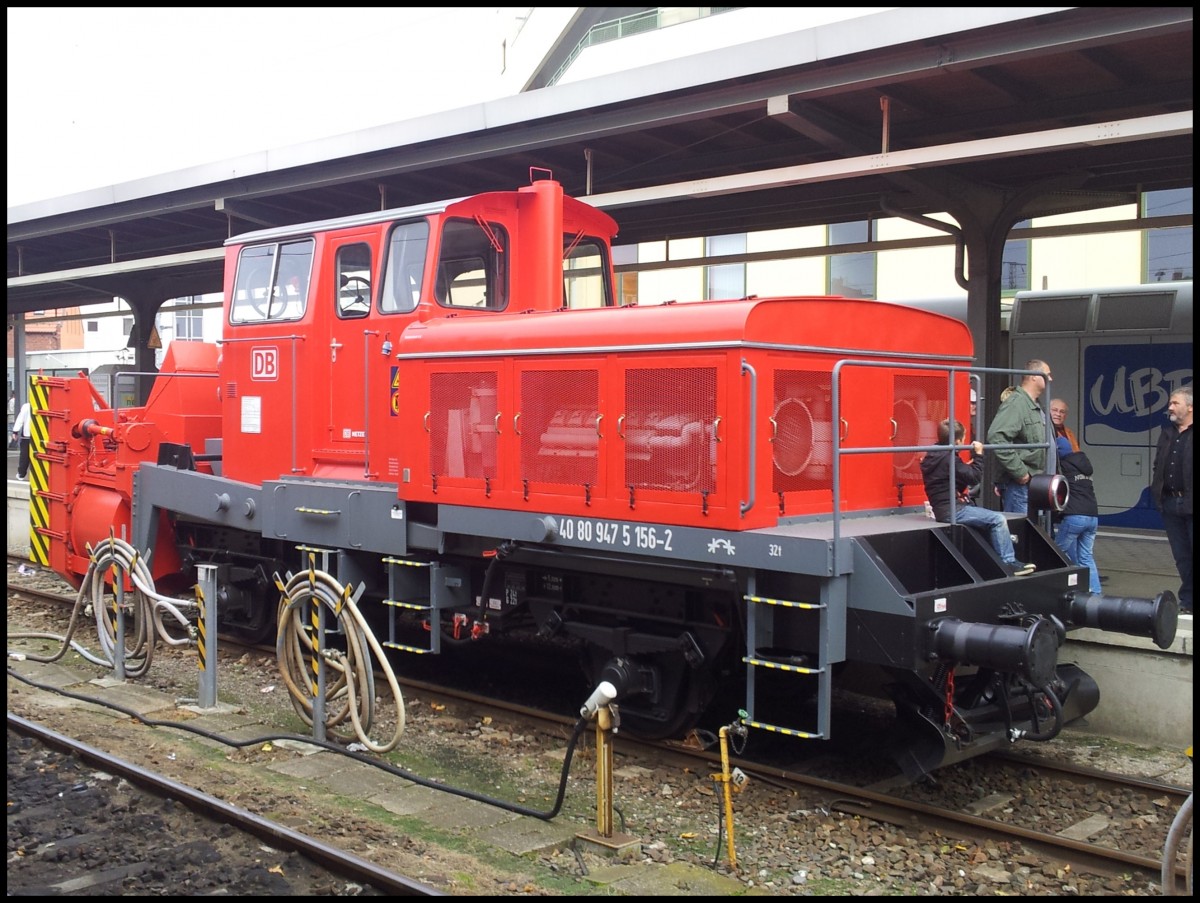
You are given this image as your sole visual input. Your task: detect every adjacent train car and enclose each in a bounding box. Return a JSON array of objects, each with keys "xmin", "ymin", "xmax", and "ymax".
[
  {"xmin": 886, "ymin": 283, "xmax": 1193, "ymax": 530},
  {"xmin": 1009, "ymin": 281, "xmax": 1193, "ymax": 529},
  {"xmin": 24, "ymin": 175, "xmax": 1179, "ymax": 779}
]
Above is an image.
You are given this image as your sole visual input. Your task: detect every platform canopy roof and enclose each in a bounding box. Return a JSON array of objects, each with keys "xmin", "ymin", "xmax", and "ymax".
[{"xmin": 7, "ymin": 7, "xmax": 1193, "ymax": 314}]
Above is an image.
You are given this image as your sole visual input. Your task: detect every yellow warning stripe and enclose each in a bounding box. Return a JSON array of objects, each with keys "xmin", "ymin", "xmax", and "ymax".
[
  {"xmin": 742, "ymin": 719, "xmax": 823, "ymax": 739},
  {"xmin": 742, "ymin": 656, "xmax": 823, "ymax": 675},
  {"xmin": 27, "ymin": 376, "xmax": 52, "ymax": 566},
  {"xmin": 744, "ymin": 594, "xmax": 823, "ymax": 609},
  {"xmin": 195, "ymin": 584, "xmax": 208, "ymax": 671},
  {"xmin": 310, "ymin": 598, "xmax": 320, "ymax": 697}
]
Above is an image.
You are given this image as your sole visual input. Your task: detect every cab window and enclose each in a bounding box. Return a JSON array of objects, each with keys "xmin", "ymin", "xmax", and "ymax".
[
  {"xmin": 230, "ymin": 239, "xmax": 314, "ymax": 323},
  {"xmin": 435, "ymin": 218, "xmax": 508, "ymax": 310},
  {"xmin": 336, "ymin": 243, "xmax": 372, "ymax": 318},
  {"xmin": 563, "ymin": 236, "xmax": 613, "ymax": 309},
  {"xmin": 380, "ymin": 221, "xmax": 430, "ymax": 314}
]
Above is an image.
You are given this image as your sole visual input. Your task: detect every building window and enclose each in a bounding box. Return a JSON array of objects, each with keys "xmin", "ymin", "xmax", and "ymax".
[
  {"xmin": 612, "ymin": 244, "xmax": 638, "ymax": 306},
  {"xmin": 828, "ymin": 220, "xmax": 876, "ymax": 299},
  {"xmin": 173, "ymin": 299, "xmax": 204, "ymax": 341},
  {"xmin": 1001, "ymin": 220, "xmax": 1031, "ymax": 294},
  {"xmin": 705, "ymin": 233, "xmax": 746, "ymax": 299},
  {"xmin": 1144, "ymin": 188, "xmax": 1192, "ymax": 282},
  {"xmin": 87, "ymin": 321, "xmax": 99, "ymax": 332},
  {"xmin": 563, "ymin": 237, "xmax": 612, "ymax": 309},
  {"xmin": 122, "ymin": 317, "xmax": 134, "ymax": 337}
]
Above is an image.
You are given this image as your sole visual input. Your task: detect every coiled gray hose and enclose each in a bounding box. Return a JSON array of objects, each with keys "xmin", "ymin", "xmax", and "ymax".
[
  {"xmin": 275, "ymin": 563, "xmax": 406, "ymax": 753},
  {"xmin": 8, "ymin": 535, "xmax": 196, "ymax": 675}
]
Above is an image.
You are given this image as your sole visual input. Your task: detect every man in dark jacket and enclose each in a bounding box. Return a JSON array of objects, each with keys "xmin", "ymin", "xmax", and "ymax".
[
  {"xmin": 921, "ymin": 419, "xmax": 1034, "ymax": 576},
  {"xmin": 1053, "ymin": 436, "xmax": 1101, "ymax": 594},
  {"xmin": 1151, "ymin": 386, "xmax": 1192, "ymax": 613}
]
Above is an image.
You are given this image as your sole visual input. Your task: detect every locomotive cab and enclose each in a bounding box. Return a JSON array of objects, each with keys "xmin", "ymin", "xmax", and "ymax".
[{"xmin": 217, "ymin": 175, "xmax": 619, "ymax": 486}]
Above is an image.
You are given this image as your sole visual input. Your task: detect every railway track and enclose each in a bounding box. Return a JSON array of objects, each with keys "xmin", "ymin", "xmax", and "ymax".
[
  {"xmin": 8, "ymin": 557, "xmax": 1191, "ymax": 894},
  {"xmin": 8, "ymin": 714, "xmax": 439, "ymax": 896},
  {"xmin": 642, "ymin": 732, "xmax": 1191, "ymax": 887}
]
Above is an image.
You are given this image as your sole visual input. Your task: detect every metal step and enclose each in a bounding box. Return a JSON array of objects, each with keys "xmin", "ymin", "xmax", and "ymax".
[{"xmin": 742, "ymin": 580, "xmax": 831, "ymax": 740}]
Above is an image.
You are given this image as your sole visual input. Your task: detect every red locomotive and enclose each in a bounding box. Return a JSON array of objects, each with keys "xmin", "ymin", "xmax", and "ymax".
[{"xmin": 25, "ymin": 172, "xmax": 1177, "ymax": 776}]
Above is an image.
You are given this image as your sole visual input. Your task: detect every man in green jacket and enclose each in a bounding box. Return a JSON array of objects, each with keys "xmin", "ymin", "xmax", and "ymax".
[{"xmin": 986, "ymin": 360, "xmax": 1052, "ymax": 514}]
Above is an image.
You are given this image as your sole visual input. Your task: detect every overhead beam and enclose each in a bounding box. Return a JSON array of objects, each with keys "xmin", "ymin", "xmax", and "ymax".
[
  {"xmin": 585, "ymin": 111, "xmax": 1193, "ymax": 210},
  {"xmin": 215, "ymin": 198, "xmax": 276, "ymax": 228},
  {"xmin": 767, "ymin": 95, "xmax": 863, "ymax": 156},
  {"xmin": 8, "ymin": 246, "xmax": 225, "ymax": 289}
]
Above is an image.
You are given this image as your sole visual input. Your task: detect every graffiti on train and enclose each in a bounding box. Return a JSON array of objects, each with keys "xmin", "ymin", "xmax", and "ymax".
[{"xmin": 1083, "ymin": 342, "xmax": 1192, "ymax": 442}]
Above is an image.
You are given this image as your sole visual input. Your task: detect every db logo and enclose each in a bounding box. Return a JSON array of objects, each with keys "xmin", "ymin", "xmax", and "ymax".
[{"xmin": 251, "ymin": 347, "xmax": 279, "ymax": 381}]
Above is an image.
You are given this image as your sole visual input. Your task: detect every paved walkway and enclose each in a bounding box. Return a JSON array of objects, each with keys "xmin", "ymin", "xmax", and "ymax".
[{"xmin": 1093, "ymin": 529, "xmax": 1181, "ymax": 602}]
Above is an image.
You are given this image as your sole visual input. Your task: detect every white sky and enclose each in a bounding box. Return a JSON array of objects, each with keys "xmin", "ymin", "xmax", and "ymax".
[{"xmin": 7, "ymin": 7, "xmax": 519, "ymax": 207}]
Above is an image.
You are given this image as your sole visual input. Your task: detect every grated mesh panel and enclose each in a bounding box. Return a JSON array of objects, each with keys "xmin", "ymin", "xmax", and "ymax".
[
  {"xmin": 429, "ymin": 371, "xmax": 499, "ymax": 480},
  {"xmin": 893, "ymin": 373, "xmax": 949, "ymax": 483},
  {"xmin": 520, "ymin": 369, "xmax": 600, "ymax": 486},
  {"xmin": 772, "ymin": 370, "xmax": 832, "ymax": 493},
  {"xmin": 624, "ymin": 367, "xmax": 717, "ymax": 493}
]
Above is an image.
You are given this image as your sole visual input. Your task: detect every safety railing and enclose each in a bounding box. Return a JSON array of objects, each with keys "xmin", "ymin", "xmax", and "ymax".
[{"xmin": 828, "ymin": 360, "xmax": 1057, "ymax": 551}]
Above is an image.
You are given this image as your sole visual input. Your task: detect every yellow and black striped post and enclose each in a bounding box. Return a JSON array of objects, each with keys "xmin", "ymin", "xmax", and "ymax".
[
  {"xmin": 195, "ymin": 564, "xmax": 218, "ymax": 708},
  {"xmin": 111, "ymin": 557, "xmax": 127, "ymax": 681},
  {"xmin": 26, "ymin": 375, "xmax": 52, "ymax": 566},
  {"xmin": 307, "ymin": 551, "xmax": 327, "ymax": 742}
]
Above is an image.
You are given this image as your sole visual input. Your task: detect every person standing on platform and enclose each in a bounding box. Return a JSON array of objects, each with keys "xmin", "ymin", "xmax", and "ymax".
[
  {"xmin": 1151, "ymin": 386, "xmax": 1192, "ymax": 614},
  {"xmin": 1053, "ymin": 436, "xmax": 1102, "ymax": 594},
  {"xmin": 12, "ymin": 400, "xmax": 32, "ymax": 480},
  {"xmin": 1049, "ymin": 398, "xmax": 1080, "ymax": 452},
  {"xmin": 1045, "ymin": 397, "xmax": 1081, "ymax": 538},
  {"xmin": 986, "ymin": 360, "xmax": 1052, "ymax": 514}
]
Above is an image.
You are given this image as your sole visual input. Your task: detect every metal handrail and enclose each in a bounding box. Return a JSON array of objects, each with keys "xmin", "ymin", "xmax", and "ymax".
[
  {"xmin": 740, "ymin": 359, "xmax": 756, "ymax": 517},
  {"xmin": 829, "ymin": 360, "xmax": 1056, "ymax": 549}
]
